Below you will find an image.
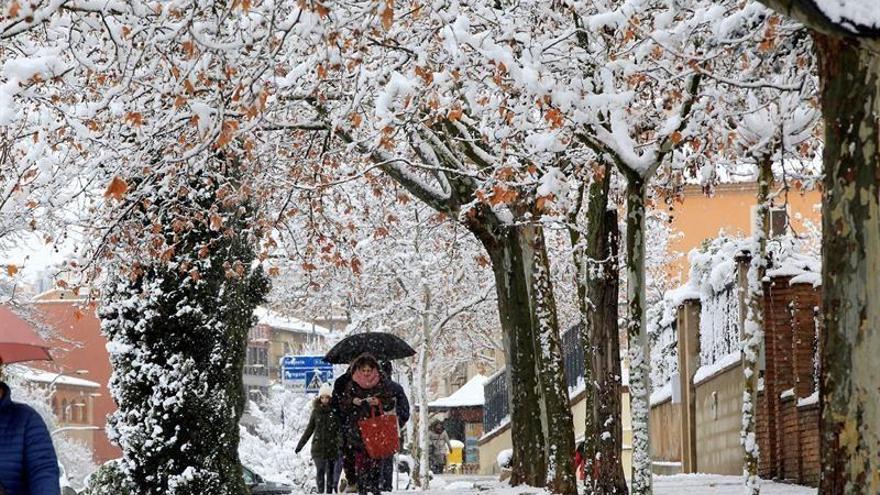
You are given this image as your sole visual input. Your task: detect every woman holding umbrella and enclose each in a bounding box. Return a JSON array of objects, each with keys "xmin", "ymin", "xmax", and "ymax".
[
  {"xmin": 335, "ymin": 353, "xmax": 396, "ymax": 495},
  {"xmin": 326, "ymin": 332, "xmax": 414, "ymax": 494}
]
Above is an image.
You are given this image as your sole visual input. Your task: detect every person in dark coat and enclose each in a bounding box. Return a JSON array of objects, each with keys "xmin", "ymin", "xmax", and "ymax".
[
  {"xmin": 0, "ymin": 381, "xmax": 61, "ymax": 495},
  {"xmin": 379, "ymin": 361, "xmax": 409, "ymax": 492},
  {"xmin": 335, "ymin": 354, "xmax": 395, "ymax": 495},
  {"xmin": 296, "ymin": 383, "xmax": 341, "ymax": 493},
  {"xmin": 331, "ymin": 368, "xmax": 354, "ymax": 491}
]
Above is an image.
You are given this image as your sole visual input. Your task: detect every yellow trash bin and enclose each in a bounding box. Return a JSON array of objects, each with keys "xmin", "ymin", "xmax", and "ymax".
[{"xmin": 447, "ymin": 439, "xmax": 464, "ymax": 466}]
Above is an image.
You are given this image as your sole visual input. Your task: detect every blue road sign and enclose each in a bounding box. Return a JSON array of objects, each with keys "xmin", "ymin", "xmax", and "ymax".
[
  {"xmin": 281, "ymin": 355, "xmax": 334, "ymax": 393},
  {"xmin": 281, "ymin": 355, "xmax": 332, "ymax": 369}
]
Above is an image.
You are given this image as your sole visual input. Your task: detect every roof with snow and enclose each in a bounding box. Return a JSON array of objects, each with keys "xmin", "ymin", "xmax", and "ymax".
[
  {"xmin": 428, "ymin": 374, "xmax": 487, "ymax": 409},
  {"xmin": 11, "ymin": 365, "xmax": 100, "ymax": 389},
  {"xmin": 254, "ymin": 307, "xmax": 331, "ymax": 335}
]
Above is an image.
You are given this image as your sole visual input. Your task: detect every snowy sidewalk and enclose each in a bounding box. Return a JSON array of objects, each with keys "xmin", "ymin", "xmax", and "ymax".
[{"xmin": 418, "ymin": 474, "xmax": 816, "ymax": 495}]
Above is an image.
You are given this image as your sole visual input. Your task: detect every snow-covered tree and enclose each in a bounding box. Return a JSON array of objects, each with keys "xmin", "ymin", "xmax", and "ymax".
[
  {"xmin": 98, "ymin": 159, "xmax": 269, "ymax": 495},
  {"xmin": 239, "ymin": 386, "xmax": 314, "ymax": 487}
]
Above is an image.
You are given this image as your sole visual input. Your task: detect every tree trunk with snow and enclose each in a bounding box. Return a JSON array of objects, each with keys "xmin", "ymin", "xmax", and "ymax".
[
  {"xmin": 416, "ymin": 329, "xmax": 431, "ymax": 489},
  {"xmin": 484, "ymin": 224, "xmax": 548, "ymax": 487},
  {"xmin": 625, "ymin": 176, "xmax": 652, "ymax": 495},
  {"xmin": 742, "ymin": 154, "xmax": 771, "ymax": 495},
  {"xmin": 592, "ymin": 208, "xmax": 627, "ymax": 495},
  {"xmin": 812, "ymin": 33, "xmax": 880, "ymax": 495},
  {"xmin": 529, "ymin": 226, "xmax": 578, "ymax": 495},
  {"xmin": 743, "ymin": 2, "xmax": 880, "ymax": 489},
  {"xmin": 574, "ymin": 172, "xmax": 628, "ymax": 495}
]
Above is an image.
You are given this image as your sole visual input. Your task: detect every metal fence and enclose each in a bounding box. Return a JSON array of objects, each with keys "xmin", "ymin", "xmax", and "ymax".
[
  {"xmin": 482, "ymin": 370, "xmax": 509, "ymax": 434},
  {"xmin": 561, "ymin": 323, "xmax": 585, "ymax": 391},
  {"xmin": 482, "ymin": 324, "xmax": 586, "ymax": 434}
]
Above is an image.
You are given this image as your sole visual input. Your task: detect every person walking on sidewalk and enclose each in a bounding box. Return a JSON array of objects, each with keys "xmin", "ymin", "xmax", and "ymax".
[
  {"xmin": 296, "ymin": 383, "xmax": 341, "ymax": 494},
  {"xmin": 0, "ymin": 381, "xmax": 61, "ymax": 495},
  {"xmin": 428, "ymin": 420, "xmax": 451, "ymax": 475},
  {"xmin": 379, "ymin": 361, "xmax": 409, "ymax": 492},
  {"xmin": 336, "ymin": 354, "xmax": 395, "ymax": 495}
]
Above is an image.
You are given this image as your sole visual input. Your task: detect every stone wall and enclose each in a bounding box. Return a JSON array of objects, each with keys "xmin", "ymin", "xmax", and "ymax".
[{"xmin": 694, "ymin": 363, "xmax": 745, "ymax": 475}]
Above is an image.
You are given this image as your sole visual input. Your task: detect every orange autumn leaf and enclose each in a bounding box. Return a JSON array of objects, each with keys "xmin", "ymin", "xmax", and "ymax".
[
  {"xmin": 210, "ymin": 213, "xmax": 223, "ymax": 231},
  {"xmin": 124, "ymin": 112, "xmax": 144, "ymax": 127},
  {"xmin": 6, "ymin": 265, "xmax": 18, "ymax": 277},
  {"xmin": 381, "ymin": 0, "xmax": 394, "ymax": 30},
  {"xmin": 350, "ymin": 112, "xmax": 363, "ymax": 128},
  {"xmin": 448, "ymin": 106, "xmax": 463, "ymax": 121},
  {"xmin": 104, "ymin": 176, "xmax": 129, "ymax": 200},
  {"xmin": 8, "ymin": 0, "xmax": 20, "ymax": 18},
  {"xmin": 216, "ymin": 120, "xmax": 239, "ymax": 148},
  {"xmin": 670, "ymin": 131, "xmax": 683, "ymax": 144}
]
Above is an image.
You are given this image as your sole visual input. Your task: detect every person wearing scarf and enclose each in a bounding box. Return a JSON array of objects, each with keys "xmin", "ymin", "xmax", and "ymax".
[{"xmin": 336, "ymin": 354, "xmax": 394, "ymax": 495}]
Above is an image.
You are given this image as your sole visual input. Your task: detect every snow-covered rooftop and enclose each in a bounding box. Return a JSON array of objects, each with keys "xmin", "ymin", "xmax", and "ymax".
[
  {"xmin": 254, "ymin": 307, "xmax": 331, "ymax": 335},
  {"xmin": 10, "ymin": 365, "xmax": 100, "ymax": 389},
  {"xmin": 429, "ymin": 374, "xmax": 488, "ymax": 409}
]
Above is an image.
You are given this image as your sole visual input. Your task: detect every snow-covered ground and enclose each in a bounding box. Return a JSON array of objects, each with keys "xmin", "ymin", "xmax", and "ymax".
[{"xmin": 409, "ymin": 474, "xmax": 816, "ymax": 495}]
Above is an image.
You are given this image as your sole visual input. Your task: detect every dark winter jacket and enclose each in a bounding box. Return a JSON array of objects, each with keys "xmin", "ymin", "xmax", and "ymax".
[
  {"xmin": 296, "ymin": 399, "xmax": 341, "ymax": 459},
  {"xmin": 386, "ymin": 380, "xmax": 410, "ymax": 427},
  {"xmin": 335, "ymin": 378, "xmax": 395, "ymax": 451},
  {"xmin": 0, "ymin": 382, "xmax": 61, "ymax": 495}
]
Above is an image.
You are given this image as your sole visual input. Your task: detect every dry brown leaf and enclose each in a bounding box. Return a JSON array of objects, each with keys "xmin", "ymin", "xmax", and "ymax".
[{"xmin": 104, "ymin": 176, "xmax": 129, "ymax": 200}]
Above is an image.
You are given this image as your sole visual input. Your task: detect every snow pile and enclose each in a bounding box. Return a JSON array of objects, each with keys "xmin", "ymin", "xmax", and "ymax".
[
  {"xmin": 429, "ymin": 375, "xmax": 487, "ymax": 408},
  {"xmin": 11, "ymin": 365, "xmax": 101, "ymax": 389},
  {"xmin": 496, "ymin": 449, "xmax": 513, "ymax": 469},
  {"xmin": 239, "ymin": 386, "xmax": 314, "ymax": 486}
]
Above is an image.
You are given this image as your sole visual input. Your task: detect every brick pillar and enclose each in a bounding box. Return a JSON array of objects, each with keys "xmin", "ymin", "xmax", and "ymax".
[
  {"xmin": 676, "ymin": 298, "xmax": 701, "ymax": 473},
  {"xmin": 781, "ymin": 395, "xmax": 800, "ymax": 481},
  {"xmin": 798, "ymin": 403, "xmax": 821, "ymax": 487},
  {"xmin": 764, "ymin": 275, "xmax": 796, "ymax": 479},
  {"xmin": 790, "ymin": 283, "xmax": 820, "ymax": 401}
]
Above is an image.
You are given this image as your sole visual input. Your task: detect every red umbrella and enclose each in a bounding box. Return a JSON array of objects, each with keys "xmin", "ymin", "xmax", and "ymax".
[{"xmin": 0, "ymin": 305, "xmax": 52, "ymax": 364}]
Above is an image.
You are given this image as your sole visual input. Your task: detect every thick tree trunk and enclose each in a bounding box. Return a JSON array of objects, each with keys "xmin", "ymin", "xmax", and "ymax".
[
  {"xmin": 574, "ymin": 172, "xmax": 628, "ymax": 495},
  {"xmin": 529, "ymin": 226, "xmax": 578, "ymax": 495},
  {"xmin": 742, "ymin": 154, "xmax": 771, "ymax": 495},
  {"xmin": 484, "ymin": 221, "xmax": 577, "ymax": 492},
  {"xmin": 592, "ymin": 209, "xmax": 627, "ymax": 494},
  {"xmin": 813, "ymin": 34, "xmax": 880, "ymax": 495},
  {"xmin": 625, "ymin": 176, "xmax": 652, "ymax": 495},
  {"xmin": 486, "ymin": 226, "xmax": 548, "ymax": 488}
]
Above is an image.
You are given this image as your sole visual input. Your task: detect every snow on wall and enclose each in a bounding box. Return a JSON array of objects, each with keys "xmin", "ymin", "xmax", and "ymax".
[{"xmin": 665, "ymin": 234, "xmax": 821, "ymax": 384}]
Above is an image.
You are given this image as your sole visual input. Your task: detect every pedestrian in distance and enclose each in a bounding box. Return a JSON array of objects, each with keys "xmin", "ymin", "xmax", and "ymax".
[
  {"xmin": 0, "ymin": 380, "xmax": 61, "ymax": 495},
  {"xmin": 336, "ymin": 354, "xmax": 396, "ymax": 495},
  {"xmin": 296, "ymin": 383, "xmax": 342, "ymax": 494},
  {"xmin": 378, "ymin": 361, "xmax": 410, "ymax": 492},
  {"xmin": 427, "ymin": 419, "xmax": 451, "ymax": 475}
]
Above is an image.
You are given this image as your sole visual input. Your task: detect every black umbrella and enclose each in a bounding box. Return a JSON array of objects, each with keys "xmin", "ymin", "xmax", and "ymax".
[{"xmin": 324, "ymin": 332, "xmax": 416, "ymax": 364}]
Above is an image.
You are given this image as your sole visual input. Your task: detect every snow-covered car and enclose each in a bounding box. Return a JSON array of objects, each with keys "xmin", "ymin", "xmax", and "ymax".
[{"xmin": 242, "ymin": 465, "xmax": 296, "ymax": 495}]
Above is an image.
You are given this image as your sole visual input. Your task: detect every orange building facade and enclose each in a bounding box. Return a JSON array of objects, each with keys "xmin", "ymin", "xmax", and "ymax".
[
  {"xmin": 31, "ymin": 290, "xmax": 122, "ymax": 463},
  {"xmin": 663, "ymin": 182, "xmax": 821, "ymax": 282}
]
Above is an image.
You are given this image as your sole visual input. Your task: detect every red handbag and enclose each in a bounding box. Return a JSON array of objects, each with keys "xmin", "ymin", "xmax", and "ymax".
[{"xmin": 358, "ymin": 402, "xmax": 400, "ymax": 459}]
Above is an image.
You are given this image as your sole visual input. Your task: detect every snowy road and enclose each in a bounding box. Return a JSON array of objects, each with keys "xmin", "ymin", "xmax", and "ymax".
[{"xmin": 412, "ymin": 474, "xmax": 817, "ymax": 495}]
